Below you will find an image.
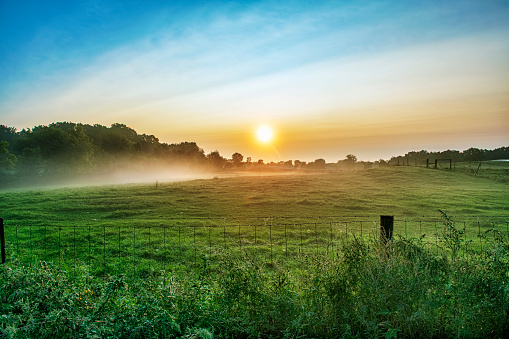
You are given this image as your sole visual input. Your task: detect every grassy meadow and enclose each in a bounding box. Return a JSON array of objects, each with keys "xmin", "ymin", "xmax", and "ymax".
[
  {"xmin": 1, "ymin": 165, "xmax": 507, "ymax": 223},
  {"xmin": 1, "ymin": 165, "xmax": 509, "ymax": 338},
  {"xmin": 1, "ymin": 165, "xmax": 508, "ymax": 269}
]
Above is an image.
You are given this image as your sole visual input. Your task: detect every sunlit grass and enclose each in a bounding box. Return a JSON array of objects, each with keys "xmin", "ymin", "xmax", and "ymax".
[
  {"xmin": 1, "ymin": 166, "xmax": 507, "ymax": 225},
  {"xmin": 1, "ymin": 166, "xmax": 507, "ymax": 272}
]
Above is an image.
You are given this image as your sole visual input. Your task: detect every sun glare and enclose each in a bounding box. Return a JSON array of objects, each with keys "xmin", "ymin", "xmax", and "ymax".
[{"xmin": 257, "ymin": 125, "xmax": 273, "ymax": 143}]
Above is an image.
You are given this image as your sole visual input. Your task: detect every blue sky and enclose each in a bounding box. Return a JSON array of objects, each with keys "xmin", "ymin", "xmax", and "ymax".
[{"xmin": 1, "ymin": 0, "xmax": 508, "ymax": 161}]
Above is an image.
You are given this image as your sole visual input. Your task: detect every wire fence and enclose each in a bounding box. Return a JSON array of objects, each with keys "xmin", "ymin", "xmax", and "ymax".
[{"xmin": 2, "ymin": 216, "xmax": 508, "ymax": 275}]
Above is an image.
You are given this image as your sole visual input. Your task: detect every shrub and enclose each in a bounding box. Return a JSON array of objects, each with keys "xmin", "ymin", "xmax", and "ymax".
[{"xmin": 1, "ymin": 236, "xmax": 508, "ymax": 338}]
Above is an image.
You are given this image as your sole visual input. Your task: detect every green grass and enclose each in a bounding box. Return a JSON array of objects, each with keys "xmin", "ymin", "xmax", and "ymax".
[
  {"xmin": 452, "ymin": 160, "xmax": 509, "ymax": 182},
  {"xmin": 1, "ymin": 166, "xmax": 508, "ymax": 272},
  {"xmin": 1, "ymin": 166, "xmax": 508, "ymax": 222}
]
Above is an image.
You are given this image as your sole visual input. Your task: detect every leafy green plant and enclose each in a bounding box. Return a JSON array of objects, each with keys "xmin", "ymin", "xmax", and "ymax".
[
  {"xmin": 2, "ymin": 234, "xmax": 509, "ymax": 338},
  {"xmin": 438, "ymin": 210, "xmax": 469, "ymax": 259}
]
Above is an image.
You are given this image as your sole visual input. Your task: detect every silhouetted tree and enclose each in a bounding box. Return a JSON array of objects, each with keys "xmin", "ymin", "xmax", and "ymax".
[
  {"xmin": 232, "ymin": 152, "xmax": 244, "ymax": 167},
  {"xmin": 463, "ymin": 148, "xmax": 485, "ymax": 161},
  {"xmin": 485, "ymin": 147, "xmax": 509, "ymax": 160},
  {"xmin": 345, "ymin": 154, "xmax": 357, "ymax": 163},
  {"xmin": 309, "ymin": 158, "xmax": 326, "ymax": 169},
  {"xmin": 207, "ymin": 151, "xmax": 226, "ymax": 169}
]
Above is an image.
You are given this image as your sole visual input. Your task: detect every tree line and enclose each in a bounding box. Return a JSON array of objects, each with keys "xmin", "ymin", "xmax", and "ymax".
[
  {"xmin": 385, "ymin": 147, "xmax": 509, "ymax": 167},
  {"xmin": 1, "ymin": 122, "xmax": 508, "ymax": 186},
  {"xmin": 0, "ymin": 122, "xmax": 210, "ymax": 186}
]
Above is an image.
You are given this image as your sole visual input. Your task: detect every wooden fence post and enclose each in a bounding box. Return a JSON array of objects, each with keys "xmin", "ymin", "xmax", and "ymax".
[
  {"xmin": 1, "ymin": 218, "xmax": 5, "ymax": 264},
  {"xmin": 380, "ymin": 215, "xmax": 394, "ymax": 243}
]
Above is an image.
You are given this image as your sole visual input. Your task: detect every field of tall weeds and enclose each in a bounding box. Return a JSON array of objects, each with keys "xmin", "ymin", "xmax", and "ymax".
[{"xmin": 1, "ymin": 234, "xmax": 508, "ymax": 338}]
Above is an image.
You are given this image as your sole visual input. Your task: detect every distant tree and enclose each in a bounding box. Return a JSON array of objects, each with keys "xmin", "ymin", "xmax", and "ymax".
[
  {"xmin": 486, "ymin": 147, "xmax": 509, "ymax": 160},
  {"xmin": 463, "ymin": 147, "xmax": 485, "ymax": 162},
  {"xmin": 110, "ymin": 123, "xmax": 139, "ymax": 143},
  {"xmin": 135, "ymin": 134, "xmax": 160, "ymax": 154},
  {"xmin": 440, "ymin": 150, "xmax": 461, "ymax": 162},
  {"xmin": 0, "ymin": 125, "xmax": 18, "ymax": 148},
  {"xmin": 13, "ymin": 125, "xmax": 95, "ymax": 174},
  {"xmin": 405, "ymin": 150, "xmax": 430, "ymax": 166},
  {"xmin": 257, "ymin": 159, "xmax": 264, "ymax": 165},
  {"xmin": 0, "ymin": 141, "xmax": 16, "ymax": 172},
  {"xmin": 68, "ymin": 125, "xmax": 96, "ymax": 170},
  {"xmin": 310, "ymin": 158, "xmax": 326, "ymax": 169},
  {"xmin": 362, "ymin": 161, "xmax": 373, "ymax": 169},
  {"xmin": 207, "ymin": 151, "xmax": 227, "ymax": 169},
  {"xmin": 232, "ymin": 152, "xmax": 244, "ymax": 167},
  {"xmin": 101, "ymin": 132, "xmax": 132, "ymax": 154},
  {"xmin": 166, "ymin": 142, "xmax": 207, "ymax": 165},
  {"xmin": 15, "ymin": 147, "xmax": 47, "ymax": 182},
  {"xmin": 294, "ymin": 160, "xmax": 302, "ymax": 169},
  {"xmin": 345, "ymin": 154, "xmax": 357, "ymax": 163}
]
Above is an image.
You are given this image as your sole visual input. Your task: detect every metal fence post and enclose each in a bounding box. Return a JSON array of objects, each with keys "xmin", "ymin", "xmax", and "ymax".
[
  {"xmin": 380, "ymin": 215, "xmax": 394, "ymax": 243},
  {"xmin": 1, "ymin": 218, "xmax": 6, "ymax": 264}
]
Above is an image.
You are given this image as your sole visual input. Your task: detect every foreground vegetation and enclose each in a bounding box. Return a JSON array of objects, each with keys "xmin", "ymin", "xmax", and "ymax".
[
  {"xmin": 1, "ymin": 166, "xmax": 508, "ymax": 337},
  {"xmin": 2, "ymin": 235, "xmax": 508, "ymax": 338}
]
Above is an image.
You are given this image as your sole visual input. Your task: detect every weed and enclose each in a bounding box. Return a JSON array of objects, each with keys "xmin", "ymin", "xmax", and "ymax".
[
  {"xmin": 438, "ymin": 210, "xmax": 469, "ymax": 259},
  {"xmin": 1, "ymin": 235, "xmax": 509, "ymax": 338}
]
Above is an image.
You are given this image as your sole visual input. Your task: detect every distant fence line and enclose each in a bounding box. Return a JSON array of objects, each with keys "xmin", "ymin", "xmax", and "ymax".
[{"xmin": 1, "ymin": 216, "xmax": 508, "ymax": 274}]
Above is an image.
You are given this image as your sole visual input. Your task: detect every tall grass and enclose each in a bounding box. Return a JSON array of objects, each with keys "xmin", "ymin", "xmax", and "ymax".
[{"xmin": 2, "ymin": 235, "xmax": 508, "ymax": 338}]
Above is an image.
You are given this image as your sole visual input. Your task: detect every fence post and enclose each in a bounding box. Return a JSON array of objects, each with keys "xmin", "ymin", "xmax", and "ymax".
[
  {"xmin": 1, "ymin": 218, "xmax": 6, "ymax": 264},
  {"xmin": 380, "ymin": 215, "xmax": 394, "ymax": 243}
]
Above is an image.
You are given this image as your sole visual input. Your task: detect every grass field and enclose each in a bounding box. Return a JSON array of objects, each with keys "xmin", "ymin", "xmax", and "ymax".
[
  {"xmin": 0, "ymin": 165, "xmax": 508, "ymax": 272},
  {"xmin": 1, "ymin": 165, "xmax": 508, "ymax": 223},
  {"xmin": 1, "ymin": 165, "xmax": 509, "ymax": 338}
]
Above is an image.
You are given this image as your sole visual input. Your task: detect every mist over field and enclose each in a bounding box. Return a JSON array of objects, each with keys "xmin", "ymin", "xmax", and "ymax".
[
  {"xmin": 50, "ymin": 166, "xmax": 215, "ymax": 188},
  {"xmin": 1, "ymin": 122, "xmax": 508, "ymax": 190}
]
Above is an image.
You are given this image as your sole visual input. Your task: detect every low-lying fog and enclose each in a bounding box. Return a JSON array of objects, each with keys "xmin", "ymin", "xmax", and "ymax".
[{"xmin": 4, "ymin": 165, "xmax": 300, "ymax": 190}]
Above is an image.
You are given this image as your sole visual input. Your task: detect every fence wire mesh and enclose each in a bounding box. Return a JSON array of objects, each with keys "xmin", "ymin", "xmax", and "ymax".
[{"xmin": 3, "ymin": 216, "xmax": 508, "ymax": 275}]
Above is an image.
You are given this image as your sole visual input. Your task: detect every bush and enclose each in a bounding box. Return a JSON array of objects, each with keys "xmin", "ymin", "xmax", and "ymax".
[{"xmin": 1, "ymin": 236, "xmax": 508, "ymax": 338}]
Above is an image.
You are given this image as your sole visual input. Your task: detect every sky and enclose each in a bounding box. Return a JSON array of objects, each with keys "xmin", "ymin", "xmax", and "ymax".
[{"xmin": 1, "ymin": 0, "xmax": 508, "ymax": 162}]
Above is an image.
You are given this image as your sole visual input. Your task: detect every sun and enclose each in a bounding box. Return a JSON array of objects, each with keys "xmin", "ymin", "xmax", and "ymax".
[{"xmin": 257, "ymin": 125, "xmax": 273, "ymax": 143}]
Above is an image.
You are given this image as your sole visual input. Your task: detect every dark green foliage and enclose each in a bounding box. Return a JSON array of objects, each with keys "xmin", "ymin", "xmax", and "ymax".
[
  {"xmin": 2, "ymin": 237, "xmax": 508, "ymax": 338},
  {"xmin": 0, "ymin": 141, "xmax": 16, "ymax": 171},
  {"xmin": 0, "ymin": 123, "xmax": 210, "ymax": 187}
]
